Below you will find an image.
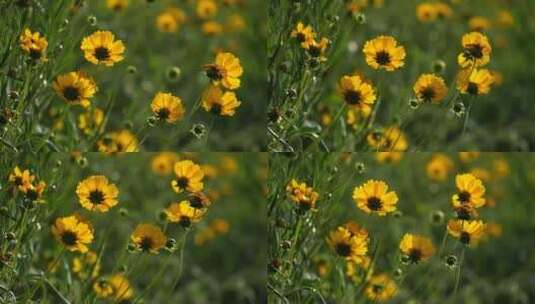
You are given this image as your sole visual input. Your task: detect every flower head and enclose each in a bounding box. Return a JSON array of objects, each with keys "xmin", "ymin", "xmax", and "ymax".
[
  {"xmin": 130, "ymin": 223, "xmax": 167, "ymax": 254},
  {"xmin": 151, "ymin": 92, "xmax": 185, "ymax": 123},
  {"xmin": 399, "ymin": 233, "xmax": 436, "ymax": 263},
  {"xmin": 447, "ymin": 219, "xmax": 486, "ymax": 246},
  {"xmin": 365, "ymin": 273, "xmax": 398, "ymax": 301},
  {"xmin": 339, "ymin": 75, "xmax": 376, "ymax": 109},
  {"xmin": 53, "ymin": 71, "xmax": 97, "ymax": 108},
  {"xmin": 353, "ymin": 180, "xmax": 398, "ymax": 216},
  {"xmin": 452, "ymin": 173, "xmax": 485, "ymax": 208},
  {"xmin": 204, "ymin": 52, "xmax": 243, "ymax": 90},
  {"xmin": 363, "ymin": 36, "xmax": 406, "ymax": 71},
  {"xmin": 19, "ymin": 28, "xmax": 48, "ymax": 61},
  {"xmin": 201, "ymin": 86, "xmax": 241, "ymax": 116},
  {"xmin": 81, "ymin": 31, "xmax": 125, "ymax": 66},
  {"xmin": 76, "ymin": 175, "xmax": 119, "ymax": 212},
  {"xmin": 413, "ymin": 74, "xmax": 448, "ymax": 103},
  {"xmin": 458, "ymin": 32, "xmax": 492, "ymax": 68},
  {"xmin": 171, "ymin": 160, "xmax": 204, "ymax": 193},
  {"xmin": 52, "ymin": 215, "xmax": 94, "ymax": 253},
  {"xmin": 456, "ymin": 68, "xmax": 494, "ymax": 96},
  {"xmin": 286, "ymin": 179, "xmax": 319, "ymax": 211},
  {"xmin": 165, "ymin": 200, "xmax": 207, "ymax": 228}
]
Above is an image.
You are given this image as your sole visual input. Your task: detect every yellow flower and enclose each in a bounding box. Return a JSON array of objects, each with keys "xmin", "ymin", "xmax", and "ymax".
[
  {"xmin": 346, "ymin": 106, "xmax": 372, "ymax": 129},
  {"xmin": 210, "ymin": 218, "xmax": 229, "ymax": 234},
  {"xmin": 156, "ymin": 12, "xmax": 179, "ymax": 33},
  {"xmin": 97, "ymin": 129, "xmax": 139, "ymax": 153},
  {"xmin": 106, "ymin": 0, "xmax": 128, "ymax": 11},
  {"xmin": 343, "ymin": 221, "xmax": 369, "ymax": 241},
  {"xmin": 52, "ymin": 215, "xmax": 94, "ymax": 253},
  {"xmin": 188, "ymin": 192, "xmax": 212, "ymax": 209},
  {"xmin": 459, "ymin": 152, "xmax": 479, "ymax": 163},
  {"xmin": 469, "ymin": 16, "xmax": 491, "ymax": 32},
  {"xmin": 19, "ymin": 28, "xmax": 48, "ymax": 61},
  {"xmin": 365, "ymin": 273, "xmax": 398, "ymax": 301},
  {"xmin": 81, "ymin": 31, "xmax": 125, "ymax": 66},
  {"xmin": 171, "ymin": 160, "xmax": 204, "ymax": 193},
  {"xmin": 204, "ymin": 52, "xmax": 243, "ymax": 90},
  {"xmin": 399, "ymin": 233, "xmax": 436, "ymax": 263},
  {"xmin": 72, "ymin": 250, "xmax": 100, "ymax": 279},
  {"xmin": 76, "ymin": 175, "xmax": 119, "ymax": 212},
  {"xmin": 78, "ymin": 107, "xmax": 104, "ymax": 135},
  {"xmin": 290, "ymin": 22, "xmax": 315, "ymax": 48},
  {"xmin": 435, "ymin": 3, "xmax": 453, "ymax": 19},
  {"xmin": 202, "ymin": 21, "xmax": 224, "ymax": 35},
  {"xmin": 352, "ymin": 180, "xmax": 398, "ymax": 216},
  {"xmin": 492, "ymin": 158, "xmax": 510, "ymax": 178},
  {"xmin": 486, "ymin": 222, "xmax": 503, "ymax": 237},
  {"xmin": 151, "ymin": 92, "xmax": 185, "ymax": 123},
  {"xmin": 452, "ymin": 173, "xmax": 485, "ymax": 208},
  {"xmin": 496, "ymin": 10, "xmax": 514, "ymax": 28},
  {"xmin": 130, "ymin": 223, "xmax": 167, "ymax": 254},
  {"xmin": 413, "ymin": 74, "xmax": 448, "ymax": 103},
  {"xmin": 339, "ymin": 75, "xmax": 376, "ymax": 110},
  {"xmin": 226, "ymin": 14, "xmax": 246, "ymax": 32},
  {"xmin": 9, "ymin": 166, "xmax": 34, "ymax": 189},
  {"xmin": 21, "ymin": 180, "xmax": 47, "ymax": 202},
  {"xmin": 285, "ymin": 179, "xmax": 319, "ymax": 211},
  {"xmin": 304, "ymin": 37, "xmax": 329, "ymax": 61},
  {"xmin": 327, "ymin": 226, "xmax": 368, "ymax": 262},
  {"xmin": 363, "ymin": 36, "xmax": 406, "ymax": 71},
  {"xmin": 196, "ymin": 0, "xmax": 217, "ymax": 19},
  {"xmin": 456, "ymin": 68, "xmax": 494, "ymax": 95},
  {"xmin": 201, "ymin": 86, "xmax": 241, "ymax": 116},
  {"xmin": 94, "ymin": 274, "xmax": 133, "ymax": 300},
  {"xmin": 416, "ymin": 3, "xmax": 437, "ymax": 22},
  {"xmin": 447, "ymin": 219, "xmax": 486, "ymax": 246},
  {"xmin": 53, "ymin": 71, "xmax": 97, "ymax": 108},
  {"xmin": 366, "ymin": 126, "xmax": 408, "ymax": 151},
  {"xmin": 375, "ymin": 152, "xmax": 403, "ymax": 164},
  {"xmin": 165, "ymin": 201, "xmax": 207, "ymax": 227},
  {"xmin": 426, "ymin": 153, "xmax": 454, "ymax": 182},
  {"xmin": 458, "ymin": 32, "xmax": 492, "ymax": 68},
  {"xmin": 151, "ymin": 152, "xmax": 179, "ymax": 175}
]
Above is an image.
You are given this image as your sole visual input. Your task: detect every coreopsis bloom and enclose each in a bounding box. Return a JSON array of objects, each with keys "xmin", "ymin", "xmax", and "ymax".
[
  {"xmin": 456, "ymin": 68, "xmax": 494, "ymax": 95},
  {"xmin": 81, "ymin": 31, "xmax": 125, "ymax": 66},
  {"xmin": 130, "ymin": 223, "xmax": 167, "ymax": 254},
  {"xmin": 94, "ymin": 274, "xmax": 133, "ymax": 301},
  {"xmin": 78, "ymin": 107, "xmax": 104, "ymax": 135},
  {"xmin": 97, "ymin": 129, "xmax": 139, "ymax": 153},
  {"xmin": 304, "ymin": 37, "xmax": 329, "ymax": 61},
  {"xmin": 53, "ymin": 71, "xmax": 97, "ymax": 107},
  {"xmin": 201, "ymin": 86, "xmax": 241, "ymax": 116},
  {"xmin": 452, "ymin": 173, "xmax": 485, "ymax": 208},
  {"xmin": 107, "ymin": 0, "xmax": 128, "ymax": 11},
  {"xmin": 352, "ymin": 180, "xmax": 398, "ymax": 216},
  {"xmin": 21, "ymin": 180, "xmax": 47, "ymax": 202},
  {"xmin": 413, "ymin": 74, "xmax": 448, "ymax": 103},
  {"xmin": 151, "ymin": 152, "xmax": 179, "ymax": 175},
  {"xmin": 447, "ymin": 220, "xmax": 486, "ymax": 246},
  {"xmin": 346, "ymin": 106, "xmax": 372, "ymax": 129},
  {"xmin": 416, "ymin": 3, "xmax": 437, "ymax": 22},
  {"xmin": 426, "ymin": 153, "xmax": 454, "ymax": 182},
  {"xmin": 363, "ymin": 36, "xmax": 406, "ymax": 71},
  {"xmin": 156, "ymin": 7, "xmax": 186, "ymax": 33},
  {"xmin": 202, "ymin": 21, "xmax": 223, "ymax": 35},
  {"xmin": 435, "ymin": 3, "xmax": 453, "ymax": 19},
  {"xmin": 204, "ymin": 52, "xmax": 243, "ymax": 90},
  {"xmin": 346, "ymin": 255, "xmax": 372, "ymax": 283},
  {"xmin": 9, "ymin": 166, "xmax": 34, "ymax": 189},
  {"xmin": 285, "ymin": 179, "xmax": 319, "ymax": 211},
  {"xmin": 72, "ymin": 250, "xmax": 100, "ymax": 279},
  {"xmin": 171, "ymin": 160, "xmax": 204, "ymax": 193},
  {"xmin": 196, "ymin": 0, "xmax": 217, "ymax": 19},
  {"xmin": 19, "ymin": 28, "xmax": 48, "ymax": 61},
  {"xmin": 339, "ymin": 75, "xmax": 376, "ymax": 110},
  {"xmin": 375, "ymin": 152, "xmax": 403, "ymax": 164},
  {"xmin": 187, "ymin": 192, "xmax": 212, "ymax": 209},
  {"xmin": 151, "ymin": 92, "xmax": 185, "ymax": 123},
  {"xmin": 365, "ymin": 273, "xmax": 398, "ymax": 301},
  {"xmin": 343, "ymin": 221, "xmax": 369, "ymax": 241},
  {"xmin": 458, "ymin": 32, "xmax": 492, "ymax": 68},
  {"xmin": 459, "ymin": 152, "xmax": 480, "ymax": 163},
  {"xmin": 469, "ymin": 16, "xmax": 491, "ymax": 32},
  {"xmin": 366, "ymin": 126, "xmax": 408, "ymax": 151},
  {"xmin": 52, "ymin": 215, "xmax": 94, "ymax": 253},
  {"xmin": 76, "ymin": 176, "xmax": 119, "ymax": 212},
  {"xmin": 327, "ymin": 226, "xmax": 368, "ymax": 262},
  {"xmin": 399, "ymin": 233, "xmax": 436, "ymax": 264},
  {"xmin": 165, "ymin": 200, "xmax": 207, "ymax": 228},
  {"xmin": 290, "ymin": 22, "xmax": 315, "ymax": 48}
]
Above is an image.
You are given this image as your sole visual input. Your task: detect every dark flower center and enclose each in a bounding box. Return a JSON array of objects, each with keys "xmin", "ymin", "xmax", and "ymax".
[
  {"xmin": 29, "ymin": 48, "xmax": 42, "ymax": 60},
  {"xmin": 464, "ymin": 44, "xmax": 483, "ymax": 59},
  {"xmin": 179, "ymin": 216, "xmax": 191, "ymax": 228},
  {"xmin": 467, "ymin": 83, "xmax": 479, "ymax": 95},
  {"xmin": 308, "ymin": 46, "xmax": 321, "ymax": 58},
  {"xmin": 89, "ymin": 190, "xmax": 105, "ymax": 205},
  {"xmin": 63, "ymin": 86, "xmax": 81, "ymax": 101},
  {"xmin": 62, "ymin": 231, "xmax": 78, "ymax": 246},
  {"xmin": 375, "ymin": 51, "xmax": 391, "ymax": 65},
  {"xmin": 139, "ymin": 237, "xmax": 153, "ymax": 251},
  {"xmin": 94, "ymin": 47, "xmax": 110, "ymax": 61},
  {"xmin": 189, "ymin": 196, "xmax": 204, "ymax": 209},
  {"xmin": 344, "ymin": 90, "xmax": 362, "ymax": 105},
  {"xmin": 26, "ymin": 189, "xmax": 38, "ymax": 201},
  {"xmin": 371, "ymin": 284, "xmax": 384, "ymax": 294},
  {"xmin": 205, "ymin": 65, "xmax": 223, "ymax": 81},
  {"xmin": 335, "ymin": 243, "xmax": 351, "ymax": 257},
  {"xmin": 175, "ymin": 177, "xmax": 189, "ymax": 189},
  {"xmin": 408, "ymin": 249, "xmax": 422, "ymax": 263},
  {"xmin": 14, "ymin": 176, "xmax": 23, "ymax": 186},
  {"xmin": 420, "ymin": 87, "xmax": 436, "ymax": 101},
  {"xmin": 460, "ymin": 232, "xmax": 471, "ymax": 244},
  {"xmin": 458, "ymin": 191, "xmax": 471, "ymax": 203},
  {"xmin": 296, "ymin": 33, "xmax": 306, "ymax": 42},
  {"xmin": 367, "ymin": 196, "xmax": 382, "ymax": 211},
  {"xmin": 455, "ymin": 207, "xmax": 472, "ymax": 220},
  {"xmin": 157, "ymin": 108, "xmax": 170, "ymax": 120},
  {"xmin": 211, "ymin": 104, "xmax": 223, "ymax": 115}
]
